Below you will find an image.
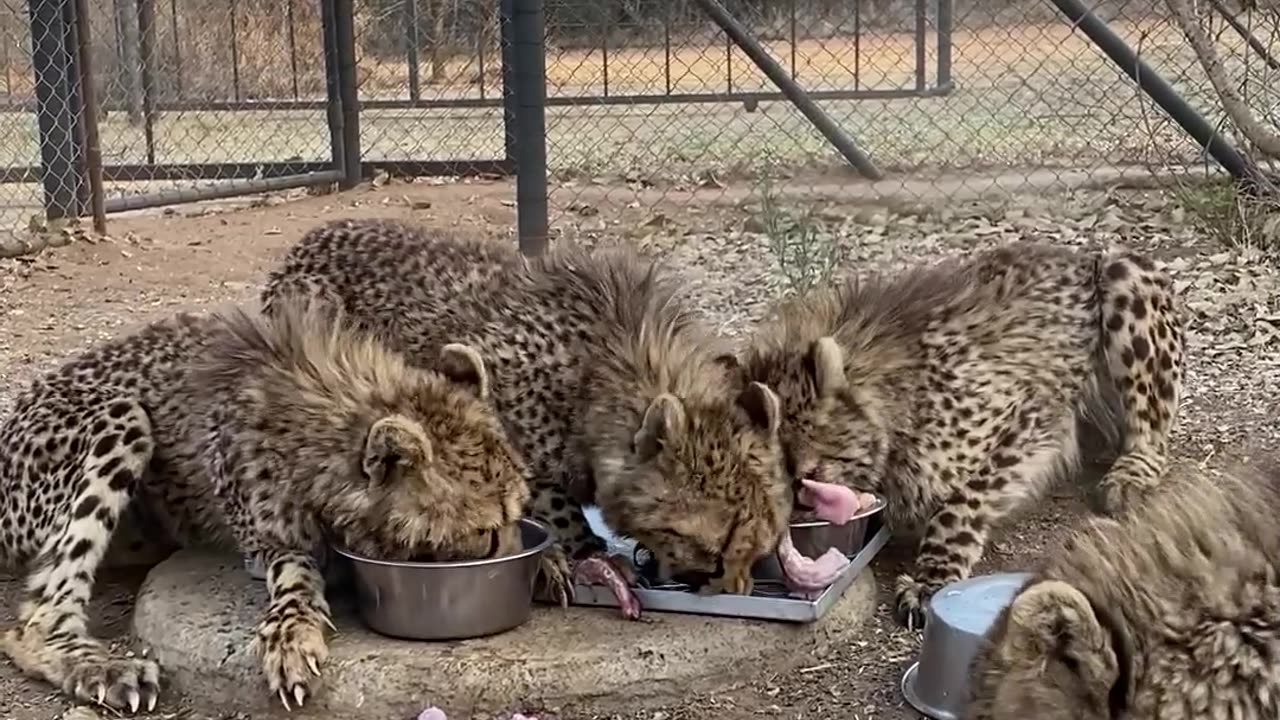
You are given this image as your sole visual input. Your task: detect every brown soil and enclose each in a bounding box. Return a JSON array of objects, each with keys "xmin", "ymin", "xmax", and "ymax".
[{"xmin": 0, "ymin": 176, "xmax": 1272, "ymax": 720}]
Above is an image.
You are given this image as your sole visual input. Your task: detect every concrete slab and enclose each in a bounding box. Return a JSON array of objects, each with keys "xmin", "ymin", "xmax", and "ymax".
[{"xmin": 132, "ymin": 550, "xmax": 878, "ymax": 720}]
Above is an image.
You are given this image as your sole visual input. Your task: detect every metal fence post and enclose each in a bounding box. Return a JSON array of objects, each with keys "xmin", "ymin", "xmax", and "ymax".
[
  {"xmin": 1045, "ymin": 0, "xmax": 1257, "ymax": 184},
  {"xmin": 936, "ymin": 0, "xmax": 952, "ymax": 89},
  {"xmin": 322, "ymin": 0, "xmax": 344, "ymax": 181},
  {"xmin": 507, "ymin": 0, "xmax": 549, "ymax": 256},
  {"xmin": 27, "ymin": 0, "xmax": 87, "ymax": 220},
  {"xmin": 500, "ymin": 0, "xmax": 517, "ymax": 168},
  {"xmin": 691, "ymin": 0, "xmax": 883, "ymax": 181},
  {"xmin": 71, "ymin": 0, "xmax": 105, "ymax": 233},
  {"xmin": 323, "ymin": 0, "xmax": 361, "ymax": 189},
  {"xmin": 406, "ymin": 0, "xmax": 421, "ymax": 103}
]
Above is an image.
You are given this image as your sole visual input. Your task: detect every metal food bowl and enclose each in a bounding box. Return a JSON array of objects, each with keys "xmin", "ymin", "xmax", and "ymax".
[
  {"xmin": 331, "ymin": 518, "xmax": 553, "ymax": 641},
  {"xmin": 901, "ymin": 572, "xmax": 1033, "ymax": 720},
  {"xmin": 751, "ymin": 494, "xmax": 887, "ymax": 582}
]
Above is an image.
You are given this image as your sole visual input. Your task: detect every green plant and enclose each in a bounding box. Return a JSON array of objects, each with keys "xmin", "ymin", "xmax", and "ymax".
[
  {"xmin": 756, "ymin": 158, "xmax": 847, "ymax": 294},
  {"xmin": 1174, "ymin": 176, "xmax": 1280, "ymax": 251}
]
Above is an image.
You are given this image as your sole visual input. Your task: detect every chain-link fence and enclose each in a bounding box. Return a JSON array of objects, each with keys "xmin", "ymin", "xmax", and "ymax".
[
  {"xmin": 538, "ymin": 0, "xmax": 1277, "ymax": 225},
  {"xmin": 0, "ymin": 0, "xmax": 366, "ymax": 257},
  {"xmin": 0, "ymin": 0, "xmax": 1276, "ymax": 254}
]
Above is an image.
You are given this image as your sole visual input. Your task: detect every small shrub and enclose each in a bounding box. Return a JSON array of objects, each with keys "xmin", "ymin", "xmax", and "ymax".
[
  {"xmin": 1175, "ymin": 175, "xmax": 1280, "ymax": 251},
  {"xmin": 756, "ymin": 158, "xmax": 846, "ymax": 295}
]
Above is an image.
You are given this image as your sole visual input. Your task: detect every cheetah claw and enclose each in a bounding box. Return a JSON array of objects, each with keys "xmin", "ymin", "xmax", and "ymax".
[
  {"xmin": 573, "ymin": 555, "xmax": 643, "ymax": 620},
  {"xmin": 279, "ymin": 684, "xmax": 308, "ymax": 711},
  {"xmin": 893, "ymin": 574, "xmax": 929, "ymax": 631},
  {"xmin": 536, "ymin": 549, "xmax": 575, "ymax": 607},
  {"xmin": 65, "ymin": 655, "xmax": 161, "ymax": 714}
]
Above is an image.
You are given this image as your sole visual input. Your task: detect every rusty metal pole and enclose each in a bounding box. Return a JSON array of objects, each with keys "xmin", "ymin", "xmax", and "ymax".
[{"xmin": 72, "ymin": 0, "xmax": 107, "ymax": 234}]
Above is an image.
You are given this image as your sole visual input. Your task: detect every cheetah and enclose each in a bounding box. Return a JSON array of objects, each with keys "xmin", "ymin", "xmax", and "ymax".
[
  {"xmin": 0, "ymin": 297, "xmax": 530, "ymax": 712},
  {"xmin": 966, "ymin": 463, "xmax": 1280, "ymax": 719},
  {"xmin": 261, "ymin": 219, "xmax": 810, "ymax": 614},
  {"xmin": 739, "ymin": 241, "xmax": 1186, "ymax": 628}
]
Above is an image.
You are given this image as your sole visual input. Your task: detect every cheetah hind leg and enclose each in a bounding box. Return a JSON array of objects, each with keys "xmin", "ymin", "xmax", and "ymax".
[
  {"xmin": 1093, "ymin": 252, "xmax": 1185, "ymax": 514},
  {"xmin": 1, "ymin": 400, "xmax": 162, "ymax": 713}
]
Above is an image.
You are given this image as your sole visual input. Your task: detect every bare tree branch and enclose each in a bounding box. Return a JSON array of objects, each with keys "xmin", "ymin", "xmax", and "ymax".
[{"xmin": 1165, "ymin": 0, "xmax": 1280, "ymax": 159}]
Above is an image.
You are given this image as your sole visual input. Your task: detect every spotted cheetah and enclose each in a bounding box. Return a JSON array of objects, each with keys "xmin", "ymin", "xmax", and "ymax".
[
  {"xmin": 966, "ymin": 463, "xmax": 1280, "ymax": 719},
  {"xmin": 739, "ymin": 241, "xmax": 1186, "ymax": 628},
  {"xmin": 261, "ymin": 219, "xmax": 796, "ymax": 613},
  {"xmin": 0, "ymin": 297, "xmax": 530, "ymax": 712}
]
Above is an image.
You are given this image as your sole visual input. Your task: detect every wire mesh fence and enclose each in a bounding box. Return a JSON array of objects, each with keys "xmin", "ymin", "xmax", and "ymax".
[
  {"xmin": 538, "ymin": 0, "xmax": 1278, "ymax": 226},
  {"xmin": 3, "ymin": 0, "xmax": 336, "ymax": 226},
  {"xmin": 0, "ymin": 0, "xmax": 1276, "ymax": 254}
]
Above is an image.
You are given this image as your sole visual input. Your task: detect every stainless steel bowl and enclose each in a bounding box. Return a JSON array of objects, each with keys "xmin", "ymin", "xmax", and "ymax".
[
  {"xmin": 901, "ymin": 571, "xmax": 1033, "ymax": 720},
  {"xmin": 751, "ymin": 494, "xmax": 887, "ymax": 582},
  {"xmin": 331, "ymin": 518, "xmax": 553, "ymax": 641}
]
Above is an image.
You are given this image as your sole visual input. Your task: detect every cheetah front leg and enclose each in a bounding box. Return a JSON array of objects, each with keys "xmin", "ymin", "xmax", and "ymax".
[
  {"xmin": 529, "ymin": 484, "xmax": 642, "ymax": 620},
  {"xmin": 250, "ymin": 550, "xmax": 335, "ymax": 710},
  {"xmin": 2, "ymin": 401, "xmax": 161, "ymax": 713},
  {"xmin": 893, "ymin": 498, "xmax": 1001, "ymax": 631},
  {"xmin": 893, "ymin": 435, "xmax": 1070, "ymax": 630}
]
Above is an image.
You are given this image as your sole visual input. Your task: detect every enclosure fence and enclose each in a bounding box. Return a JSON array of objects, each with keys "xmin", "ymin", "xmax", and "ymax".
[{"xmin": 0, "ymin": 0, "xmax": 1276, "ymax": 255}]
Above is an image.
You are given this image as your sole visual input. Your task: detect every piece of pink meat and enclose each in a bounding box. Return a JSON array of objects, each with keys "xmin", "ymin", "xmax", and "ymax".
[
  {"xmin": 779, "ymin": 482, "xmax": 879, "ymax": 593},
  {"xmin": 419, "ymin": 708, "xmax": 537, "ymax": 720},
  {"xmin": 798, "ymin": 477, "xmax": 864, "ymax": 524},
  {"xmin": 573, "ymin": 554, "xmax": 643, "ymax": 620},
  {"xmin": 777, "ymin": 530, "xmax": 850, "ymax": 593}
]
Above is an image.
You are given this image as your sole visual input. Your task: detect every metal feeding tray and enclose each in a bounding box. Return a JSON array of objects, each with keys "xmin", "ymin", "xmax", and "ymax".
[{"xmin": 565, "ymin": 512, "xmax": 889, "ymax": 623}]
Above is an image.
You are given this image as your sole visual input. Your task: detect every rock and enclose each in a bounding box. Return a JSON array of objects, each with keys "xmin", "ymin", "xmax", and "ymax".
[{"xmin": 133, "ymin": 550, "xmax": 878, "ymax": 720}]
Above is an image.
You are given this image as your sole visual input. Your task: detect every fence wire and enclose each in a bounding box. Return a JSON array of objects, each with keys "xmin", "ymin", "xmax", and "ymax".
[
  {"xmin": 539, "ymin": 0, "xmax": 1278, "ymax": 226},
  {"xmin": 0, "ymin": 0, "xmax": 1277, "ymax": 254},
  {"xmin": 352, "ymin": 0, "xmax": 509, "ymax": 174}
]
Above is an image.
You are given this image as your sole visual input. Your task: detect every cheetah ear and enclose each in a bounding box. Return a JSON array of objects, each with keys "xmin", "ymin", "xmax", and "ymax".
[
  {"xmin": 1006, "ymin": 580, "xmax": 1108, "ymax": 660},
  {"xmin": 738, "ymin": 381, "xmax": 781, "ymax": 436},
  {"xmin": 363, "ymin": 415, "xmax": 434, "ymax": 484},
  {"xmin": 438, "ymin": 342, "xmax": 490, "ymax": 400},
  {"xmin": 633, "ymin": 393, "xmax": 687, "ymax": 460},
  {"xmin": 810, "ymin": 336, "xmax": 846, "ymax": 398}
]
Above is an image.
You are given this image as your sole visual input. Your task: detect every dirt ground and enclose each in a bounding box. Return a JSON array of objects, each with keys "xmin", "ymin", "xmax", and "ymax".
[{"xmin": 0, "ymin": 175, "xmax": 1277, "ymax": 720}]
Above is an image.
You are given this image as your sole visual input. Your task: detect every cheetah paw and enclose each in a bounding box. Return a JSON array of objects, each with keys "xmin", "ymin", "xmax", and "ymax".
[
  {"xmin": 1096, "ymin": 477, "xmax": 1152, "ymax": 517},
  {"xmin": 252, "ymin": 598, "xmax": 334, "ymax": 710},
  {"xmin": 65, "ymin": 654, "xmax": 161, "ymax": 713},
  {"xmin": 535, "ymin": 546, "xmax": 576, "ymax": 608},
  {"xmin": 893, "ymin": 574, "xmax": 931, "ymax": 631}
]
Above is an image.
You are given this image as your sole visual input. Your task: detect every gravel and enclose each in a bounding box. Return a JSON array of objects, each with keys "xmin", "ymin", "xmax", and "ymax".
[{"xmin": 0, "ymin": 177, "xmax": 1276, "ymax": 720}]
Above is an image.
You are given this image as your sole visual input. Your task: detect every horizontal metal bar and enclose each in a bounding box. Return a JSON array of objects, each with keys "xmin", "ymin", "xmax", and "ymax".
[
  {"xmin": 102, "ymin": 169, "xmax": 344, "ymax": 213},
  {"xmin": 0, "ymin": 85, "xmax": 955, "ymax": 114},
  {"xmin": 368, "ymin": 158, "xmax": 514, "ymax": 176},
  {"xmin": 0, "ymin": 161, "xmax": 331, "ymax": 183},
  {"xmin": 0, "ymin": 159, "xmax": 513, "ymax": 184}
]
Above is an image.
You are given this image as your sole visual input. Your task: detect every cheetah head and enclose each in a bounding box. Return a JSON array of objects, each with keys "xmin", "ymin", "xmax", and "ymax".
[
  {"xmin": 965, "ymin": 579, "xmax": 1128, "ymax": 720},
  {"xmin": 745, "ymin": 335, "xmax": 890, "ymax": 503},
  {"xmin": 332, "ymin": 343, "xmax": 532, "ymax": 562},
  {"xmin": 593, "ymin": 381, "xmax": 793, "ymax": 596}
]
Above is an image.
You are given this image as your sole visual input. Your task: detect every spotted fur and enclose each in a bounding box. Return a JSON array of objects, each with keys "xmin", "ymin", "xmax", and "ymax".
[
  {"xmin": 739, "ymin": 242, "xmax": 1186, "ymax": 627},
  {"xmin": 0, "ymin": 297, "xmax": 528, "ymax": 711},
  {"xmin": 966, "ymin": 463, "xmax": 1280, "ymax": 720},
  {"xmin": 261, "ymin": 219, "xmax": 793, "ymax": 598}
]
